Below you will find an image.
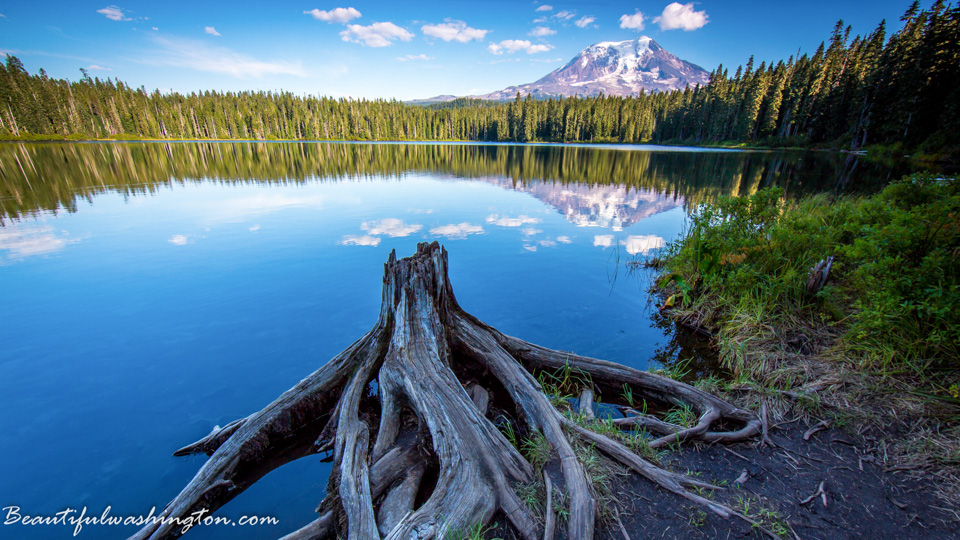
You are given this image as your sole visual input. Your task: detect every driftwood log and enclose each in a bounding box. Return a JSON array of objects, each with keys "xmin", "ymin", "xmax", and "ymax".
[{"xmin": 131, "ymin": 242, "xmax": 760, "ymax": 540}]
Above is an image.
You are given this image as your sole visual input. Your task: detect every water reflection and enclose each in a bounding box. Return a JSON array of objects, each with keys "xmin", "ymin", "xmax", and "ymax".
[
  {"xmin": 594, "ymin": 235, "xmax": 615, "ymax": 248},
  {"xmin": 649, "ymin": 311, "xmax": 726, "ymax": 383},
  {"xmin": 360, "ymin": 218, "xmax": 422, "ymax": 238},
  {"xmin": 486, "ymin": 214, "xmax": 542, "ymax": 227},
  {"xmin": 0, "ymin": 141, "xmax": 911, "ymax": 223},
  {"xmin": 338, "ymin": 234, "xmax": 381, "ymax": 247},
  {"xmin": 485, "ymin": 179, "xmax": 682, "ymax": 230},
  {"xmin": 0, "ymin": 222, "xmax": 80, "ymax": 260},
  {"xmin": 202, "ymin": 194, "xmax": 326, "ymax": 223},
  {"xmin": 429, "ymin": 223, "xmax": 484, "ymax": 239},
  {"xmin": 622, "ymin": 235, "xmax": 665, "ymax": 255}
]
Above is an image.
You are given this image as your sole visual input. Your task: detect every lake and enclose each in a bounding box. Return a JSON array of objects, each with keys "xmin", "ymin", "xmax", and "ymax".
[{"xmin": 0, "ymin": 141, "xmax": 907, "ymax": 538}]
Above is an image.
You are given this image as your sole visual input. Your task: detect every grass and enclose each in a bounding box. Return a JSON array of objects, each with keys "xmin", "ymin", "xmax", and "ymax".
[
  {"xmin": 663, "ymin": 404, "xmax": 697, "ymax": 428},
  {"xmin": 572, "ymin": 440, "xmax": 622, "ymax": 522},
  {"xmin": 552, "ymin": 487, "xmax": 570, "ymax": 523},
  {"xmin": 538, "ymin": 362, "xmax": 592, "ymax": 403},
  {"xmin": 735, "ymin": 496, "xmax": 792, "ymax": 537},
  {"xmin": 656, "ymin": 173, "xmax": 960, "ymax": 501},
  {"xmin": 687, "ymin": 509, "xmax": 707, "ymax": 528},
  {"xmin": 444, "ymin": 521, "xmax": 501, "ymax": 540},
  {"xmin": 651, "ymin": 358, "xmax": 692, "ymax": 381},
  {"xmin": 515, "ymin": 482, "xmax": 545, "ymax": 521},
  {"xmin": 496, "ymin": 417, "xmax": 518, "ymax": 449},
  {"xmin": 521, "ymin": 431, "xmax": 552, "ymax": 472},
  {"xmin": 624, "ymin": 428, "xmax": 662, "ymax": 462},
  {"xmin": 621, "ymin": 383, "xmax": 635, "ymax": 407}
]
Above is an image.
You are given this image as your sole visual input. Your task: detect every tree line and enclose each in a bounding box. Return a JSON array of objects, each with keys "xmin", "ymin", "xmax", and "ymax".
[{"xmin": 0, "ymin": 1, "xmax": 956, "ymax": 155}]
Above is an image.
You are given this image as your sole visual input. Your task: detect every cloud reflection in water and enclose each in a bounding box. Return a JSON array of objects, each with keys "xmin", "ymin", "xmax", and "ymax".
[
  {"xmin": 429, "ymin": 223, "xmax": 484, "ymax": 240},
  {"xmin": 0, "ymin": 224, "xmax": 79, "ymax": 260},
  {"xmin": 360, "ymin": 218, "xmax": 422, "ymax": 237},
  {"xmin": 338, "ymin": 235, "xmax": 382, "ymax": 247}
]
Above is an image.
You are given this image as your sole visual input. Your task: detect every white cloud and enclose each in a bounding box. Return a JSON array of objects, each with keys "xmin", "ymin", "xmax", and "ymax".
[
  {"xmin": 304, "ymin": 7, "xmax": 361, "ymax": 24},
  {"xmin": 539, "ymin": 239, "xmax": 557, "ymax": 247},
  {"xmin": 593, "ymin": 235, "xmax": 614, "ymax": 248},
  {"xmin": 338, "ymin": 235, "xmax": 381, "ymax": 246},
  {"xmin": 169, "ymin": 234, "xmax": 188, "ymax": 245},
  {"xmin": 521, "ymin": 227, "xmax": 542, "ymax": 237},
  {"xmin": 249, "ymin": 224, "xmax": 260, "ymax": 232},
  {"xmin": 654, "ymin": 2, "xmax": 708, "ymax": 31},
  {"xmin": 487, "ymin": 40, "xmax": 553, "ymax": 55},
  {"xmin": 151, "ymin": 26, "xmax": 158, "ymax": 31},
  {"xmin": 535, "ymin": 5, "xmax": 553, "ymax": 11},
  {"xmin": 422, "ymin": 20, "xmax": 489, "ymax": 43},
  {"xmin": 486, "ymin": 214, "xmax": 542, "ymax": 227},
  {"xmin": 529, "ymin": 26, "xmax": 555, "ymax": 37},
  {"xmin": 524, "ymin": 245, "xmax": 538, "ymax": 252},
  {"xmin": 556, "ymin": 236, "xmax": 572, "ymax": 244},
  {"xmin": 87, "ymin": 64, "xmax": 112, "ymax": 71},
  {"xmin": 575, "ymin": 16, "xmax": 596, "ymax": 28},
  {"xmin": 204, "ymin": 26, "xmax": 220, "ymax": 36},
  {"xmin": 148, "ymin": 35, "xmax": 306, "ymax": 78},
  {"xmin": 619, "ymin": 10, "xmax": 645, "ymax": 30},
  {"xmin": 429, "ymin": 223, "xmax": 484, "ymax": 239},
  {"xmin": 360, "ymin": 218, "xmax": 422, "ymax": 237},
  {"xmin": 554, "ymin": 10, "xmax": 575, "ymax": 20},
  {"xmin": 97, "ymin": 5, "xmax": 129, "ymax": 21},
  {"xmin": 0, "ymin": 225, "xmax": 77, "ymax": 259},
  {"xmin": 533, "ymin": 16, "xmax": 547, "ymax": 23},
  {"xmin": 621, "ymin": 235, "xmax": 665, "ymax": 255},
  {"xmin": 397, "ymin": 54, "xmax": 434, "ymax": 61},
  {"xmin": 340, "ymin": 22, "xmax": 413, "ymax": 47}
]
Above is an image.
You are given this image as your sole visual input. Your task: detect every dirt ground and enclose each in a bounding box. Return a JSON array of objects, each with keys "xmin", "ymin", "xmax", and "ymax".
[
  {"xmin": 610, "ymin": 423, "xmax": 957, "ymax": 540},
  {"xmin": 485, "ymin": 420, "xmax": 958, "ymax": 540}
]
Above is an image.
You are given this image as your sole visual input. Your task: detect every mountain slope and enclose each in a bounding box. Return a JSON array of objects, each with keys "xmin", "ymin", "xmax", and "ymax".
[{"xmin": 476, "ymin": 37, "xmax": 710, "ymax": 100}]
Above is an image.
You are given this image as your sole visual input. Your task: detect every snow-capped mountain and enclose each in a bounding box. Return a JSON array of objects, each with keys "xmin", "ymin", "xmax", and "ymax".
[{"xmin": 475, "ymin": 37, "xmax": 710, "ymax": 100}]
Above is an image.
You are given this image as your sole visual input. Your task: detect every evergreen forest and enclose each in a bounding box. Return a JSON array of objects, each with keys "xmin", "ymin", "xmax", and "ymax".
[{"xmin": 1, "ymin": 1, "xmax": 957, "ymax": 159}]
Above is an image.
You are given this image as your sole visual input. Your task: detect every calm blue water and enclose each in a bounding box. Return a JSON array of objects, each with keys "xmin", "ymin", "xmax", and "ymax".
[{"xmin": 0, "ymin": 141, "xmax": 901, "ymax": 539}]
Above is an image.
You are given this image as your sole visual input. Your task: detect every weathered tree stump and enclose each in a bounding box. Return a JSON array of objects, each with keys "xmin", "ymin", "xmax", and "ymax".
[{"xmin": 131, "ymin": 242, "xmax": 760, "ymax": 540}]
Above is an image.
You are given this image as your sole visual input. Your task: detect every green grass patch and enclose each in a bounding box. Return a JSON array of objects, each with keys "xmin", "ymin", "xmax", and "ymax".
[{"xmin": 443, "ymin": 520, "xmax": 501, "ymax": 540}]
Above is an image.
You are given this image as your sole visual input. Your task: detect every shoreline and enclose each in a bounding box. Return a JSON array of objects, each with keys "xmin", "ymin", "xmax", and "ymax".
[
  {"xmin": 2, "ymin": 137, "xmax": 946, "ymax": 168},
  {"xmin": 650, "ymin": 176, "xmax": 960, "ymax": 513}
]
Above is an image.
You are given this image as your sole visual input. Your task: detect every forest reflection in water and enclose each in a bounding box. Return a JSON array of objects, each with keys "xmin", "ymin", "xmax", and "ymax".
[{"xmin": 0, "ymin": 141, "xmax": 909, "ymax": 224}]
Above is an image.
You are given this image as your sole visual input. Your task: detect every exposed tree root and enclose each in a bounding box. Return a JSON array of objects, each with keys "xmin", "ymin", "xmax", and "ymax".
[{"xmin": 131, "ymin": 242, "xmax": 761, "ymax": 540}]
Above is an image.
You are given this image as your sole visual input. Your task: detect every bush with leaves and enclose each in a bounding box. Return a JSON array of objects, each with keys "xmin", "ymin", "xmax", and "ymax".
[{"xmin": 661, "ymin": 174, "xmax": 959, "ymax": 377}]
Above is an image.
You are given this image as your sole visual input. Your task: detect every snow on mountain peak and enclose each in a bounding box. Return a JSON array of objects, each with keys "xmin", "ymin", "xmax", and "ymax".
[
  {"xmin": 590, "ymin": 37, "xmax": 653, "ymax": 58},
  {"xmin": 468, "ymin": 37, "xmax": 710, "ymax": 101}
]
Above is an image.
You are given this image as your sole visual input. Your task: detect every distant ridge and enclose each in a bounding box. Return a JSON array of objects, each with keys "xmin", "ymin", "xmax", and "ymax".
[{"xmin": 405, "ymin": 95, "xmax": 458, "ymax": 106}]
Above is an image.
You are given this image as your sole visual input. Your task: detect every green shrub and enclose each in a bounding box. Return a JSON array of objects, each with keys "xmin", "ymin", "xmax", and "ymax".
[
  {"xmin": 838, "ymin": 176, "xmax": 960, "ymax": 367},
  {"xmin": 661, "ymin": 174, "xmax": 959, "ymax": 376}
]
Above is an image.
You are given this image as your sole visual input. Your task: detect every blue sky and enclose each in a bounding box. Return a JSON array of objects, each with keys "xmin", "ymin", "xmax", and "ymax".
[{"xmin": 1, "ymin": 1, "xmax": 918, "ymax": 100}]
